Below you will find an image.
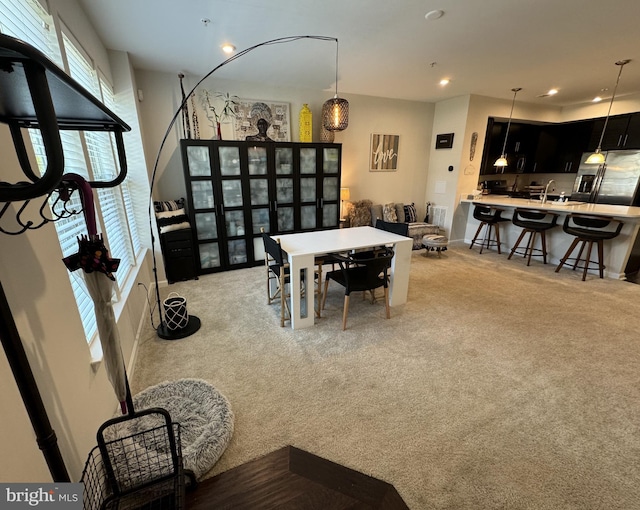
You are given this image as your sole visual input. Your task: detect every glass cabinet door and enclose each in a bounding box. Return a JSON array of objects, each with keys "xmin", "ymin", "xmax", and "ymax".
[
  {"xmin": 194, "ymin": 211, "xmax": 221, "ymax": 269},
  {"xmin": 275, "ymin": 146, "xmax": 294, "ymax": 232},
  {"xmin": 186, "ymin": 145, "xmax": 212, "ymax": 177},
  {"xmin": 182, "ymin": 140, "xmax": 341, "ymax": 272},
  {"xmin": 321, "ymin": 147, "xmax": 341, "ymax": 228}
]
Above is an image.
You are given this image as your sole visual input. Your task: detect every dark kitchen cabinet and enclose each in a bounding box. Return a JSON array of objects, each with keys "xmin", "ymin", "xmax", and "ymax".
[
  {"xmin": 482, "ymin": 117, "xmax": 598, "ymax": 175},
  {"xmin": 544, "ymin": 120, "xmax": 593, "ymax": 173},
  {"xmin": 589, "ymin": 113, "xmax": 640, "ymax": 150},
  {"xmin": 181, "ymin": 139, "xmax": 341, "ymax": 274},
  {"xmin": 159, "ymin": 228, "xmax": 197, "ymax": 284},
  {"xmin": 480, "ymin": 118, "xmax": 505, "ymax": 175},
  {"xmin": 480, "ymin": 119, "xmax": 540, "ymax": 174}
]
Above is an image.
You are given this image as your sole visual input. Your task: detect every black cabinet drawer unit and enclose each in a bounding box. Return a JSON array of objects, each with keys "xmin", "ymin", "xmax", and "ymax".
[{"xmin": 159, "ymin": 228, "xmax": 198, "ymax": 284}]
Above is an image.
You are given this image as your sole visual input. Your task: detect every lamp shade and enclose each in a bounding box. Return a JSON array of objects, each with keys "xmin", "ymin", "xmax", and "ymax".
[
  {"xmin": 494, "ymin": 156, "xmax": 508, "ymax": 167},
  {"xmin": 322, "ymin": 97, "xmax": 349, "ymax": 131},
  {"xmin": 340, "ymin": 187, "xmax": 350, "ymax": 200},
  {"xmin": 585, "ymin": 150, "xmax": 606, "ymax": 165},
  {"xmin": 585, "ymin": 59, "xmax": 631, "ymax": 164},
  {"xmin": 494, "ymin": 87, "xmax": 522, "ymax": 168}
]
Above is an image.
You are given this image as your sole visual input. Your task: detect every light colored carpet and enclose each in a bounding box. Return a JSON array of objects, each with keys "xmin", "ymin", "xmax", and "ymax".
[{"xmin": 132, "ymin": 242, "xmax": 640, "ymax": 509}]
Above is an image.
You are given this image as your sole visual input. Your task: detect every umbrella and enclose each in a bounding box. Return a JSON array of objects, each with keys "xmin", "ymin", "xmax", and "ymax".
[{"xmin": 61, "ymin": 174, "xmax": 132, "ymax": 414}]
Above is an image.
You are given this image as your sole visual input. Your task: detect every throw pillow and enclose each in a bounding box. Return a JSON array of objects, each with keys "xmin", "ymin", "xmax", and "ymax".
[
  {"xmin": 404, "ymin": 203, "xmax": 418, "ymax": 223},
  {"xmin": 370, "ymin": 204, "xmax": 383, "ymax": 226},
  {"xmin": 155, "ymin": 208, "xmax": 190, "ymax": 234},
  {"xmin": 154, "ymin": 198, "xmax": 185, "ymax": 213},
  {"xmin": 348, "ymin": 199, "xmax": 373, "ymax": 227},
  {"xmin": 383, "ymin": 203, "xmax": 397, "ymax": 222},
  {"xmin": 395, "ymin": 203, "xmax": 405, "ymax": 223}
]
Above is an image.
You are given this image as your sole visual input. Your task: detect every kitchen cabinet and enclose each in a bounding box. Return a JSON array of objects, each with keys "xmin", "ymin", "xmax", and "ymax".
[
  {"xmin": 181, "ymin": 139, "xmax": 341, "ymax": 274},
  {"xmin": 480, "ymin": 118, "xmax": 505, "ymax": 175},
  {"xmin": 589, "ymin": 113, "xmax": 640, "ymax": 150},
  {"xmin": 536, "ymin": 120, "xmax": 593, "ymax": 173},
  {"xmin": 480, "ymin": 118, "xmax": 540, "ymax": 174},
  {"xmin": 482, "ymin": 118, "xmax": 598, "ymax": 175}
]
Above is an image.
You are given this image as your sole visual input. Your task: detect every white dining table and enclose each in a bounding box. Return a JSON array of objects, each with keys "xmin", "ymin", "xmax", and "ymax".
[{"xmin": 274, "ymin": 226, "xmax": 413, "ymax": 329}]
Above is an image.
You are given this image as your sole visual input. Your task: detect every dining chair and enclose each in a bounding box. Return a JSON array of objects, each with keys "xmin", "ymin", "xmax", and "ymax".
[
  {"xmin": 262, "ymin": 232, "xmax": 290, "ymax": 327},
  {"xmin": 321, "ymin": 247, "xmax": 394, "ymax": 330},
  {"xmin": 351, "ymin": 219, "xmax": 409, "ymax": 263},
  {"xmin": 375, "ymin": 219, "xmax": 409, "ymax": 236},
  {"xmin": 261, "ymin": 230, "xmax": 322, "ymax": 325}
]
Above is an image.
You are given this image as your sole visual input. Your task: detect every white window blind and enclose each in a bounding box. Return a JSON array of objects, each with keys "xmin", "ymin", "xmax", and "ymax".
[
  {"xmin": 1, "ymin": 0, "xmax": 147, "ymax": 348},
  {"xmin": 0, "ymin": 0, "xmax": 97, "ymax": 342},
  {"xmin": 0, "ymin": 0, "xmax": 62, "ymax": 67},
  {"xmin": 63, "ymin": 32, "xmax": 135, "ymax": 275},
  {"xmin": 100, "ymin": 77, "xmax": 142, "ymax": 256}
]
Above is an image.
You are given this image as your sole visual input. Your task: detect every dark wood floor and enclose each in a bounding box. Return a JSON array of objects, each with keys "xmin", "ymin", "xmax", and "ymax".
[{"xmin": 185, "ymin": 446, "xmax": 408, "ymax": 509}]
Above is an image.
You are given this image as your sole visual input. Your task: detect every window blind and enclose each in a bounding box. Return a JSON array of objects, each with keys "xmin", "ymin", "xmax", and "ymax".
[
  {"xmin": 0, "ymin": 1, "xmax": 97, "ymax": 342},
  {"xmin": 100, "ymin": 77, "xmax": 142, "ymax": 256}
]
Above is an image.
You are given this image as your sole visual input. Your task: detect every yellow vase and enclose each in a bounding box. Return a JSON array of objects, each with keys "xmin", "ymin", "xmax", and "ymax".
[{"xmin": 299, "ymin": 103, "xmax": 312, "ymax": 142}]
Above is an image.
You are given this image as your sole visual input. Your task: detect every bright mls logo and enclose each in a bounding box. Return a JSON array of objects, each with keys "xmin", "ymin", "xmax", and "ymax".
[{"xmin": 1, "ymin": 484, "xmax": 82, "ymax": 509}]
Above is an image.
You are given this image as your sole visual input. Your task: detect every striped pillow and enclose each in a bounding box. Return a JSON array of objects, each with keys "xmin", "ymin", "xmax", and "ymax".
[
  {"xmin": 154, "ymin": 198, "xmax": 185, "ymax": 213},
  {"xmin": 155, "ymin": 208, "xmax": 190, "ymax": 234},
  {"xmin": 404, "ymin": 203, "xmax": 417, "ymax": 223}
]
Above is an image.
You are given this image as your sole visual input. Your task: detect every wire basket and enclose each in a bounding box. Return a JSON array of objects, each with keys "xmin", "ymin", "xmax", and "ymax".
[{"xmin": 81, "ymin": 408, "xmax": 186, "ymax": 510}]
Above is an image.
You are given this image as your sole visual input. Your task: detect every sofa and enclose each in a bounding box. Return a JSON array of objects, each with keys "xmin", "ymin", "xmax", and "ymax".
[{"xmin": 347, "ymin": 200, "xmax": 440, "ymax": 250}]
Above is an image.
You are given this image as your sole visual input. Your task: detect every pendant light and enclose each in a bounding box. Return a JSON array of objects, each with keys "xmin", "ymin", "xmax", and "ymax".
[
  {"xmin": 322, "ymin": 39, "xmax": 349, "ymax": 131},
  {"xmin": 585, "ymin": 59, "xmax": 631, "ymax": 164},
  {"xmin": 494, "ymin": 87, "xmax": 522, "ymax": 168}
]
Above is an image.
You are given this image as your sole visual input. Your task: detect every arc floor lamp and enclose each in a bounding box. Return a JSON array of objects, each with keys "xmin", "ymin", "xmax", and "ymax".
[{"xmin": 149, "ymin": 35, "xmax": 348, "ymax": 339}]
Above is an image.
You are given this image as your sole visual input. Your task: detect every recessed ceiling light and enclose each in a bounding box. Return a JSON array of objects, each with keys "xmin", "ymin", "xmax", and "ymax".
[
  {"xmin": 592, "ymin": 96, "xmax": 603, "ymax": 102},
  {"xmin": 425, "ymin": 9, "xmax": 444, "ymax": 21},
  {"xmin": 439, "ymin": 78, "xmax": 450, "ymax": 86},
  {"xmin": 221, "ymin": 43, "xmax": 236, "ymax": 54},
  {"xmin": 547, "ymin": 89, "xmax": 558, "ymax": 95}
]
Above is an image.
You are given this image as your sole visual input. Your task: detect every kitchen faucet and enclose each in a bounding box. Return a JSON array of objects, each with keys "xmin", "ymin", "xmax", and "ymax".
[{"xmin": 541, "ymin": 179, "xmax": 555, "ymax": 204}]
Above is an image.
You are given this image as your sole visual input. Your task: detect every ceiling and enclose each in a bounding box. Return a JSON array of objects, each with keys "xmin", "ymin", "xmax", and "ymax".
[{"xmin": 78, "ymin": 0, "xmax": 640, "ymax": 108}]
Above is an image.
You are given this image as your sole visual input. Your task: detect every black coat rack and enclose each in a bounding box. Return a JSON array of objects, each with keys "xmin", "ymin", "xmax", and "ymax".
[{"xmin": 0, "ymin": 33, "xmax": 131, "ymax": 481}]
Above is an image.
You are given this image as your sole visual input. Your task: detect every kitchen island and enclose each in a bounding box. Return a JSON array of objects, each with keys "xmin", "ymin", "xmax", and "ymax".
[{"xmin": 460, "ymin": 196, "xmax": 640, "ymax": 279}]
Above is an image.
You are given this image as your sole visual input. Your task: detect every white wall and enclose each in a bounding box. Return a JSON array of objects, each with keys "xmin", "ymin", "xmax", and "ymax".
[{"xmin": 135, "ymin": 70, "xmax": 436, "ymax": 222}]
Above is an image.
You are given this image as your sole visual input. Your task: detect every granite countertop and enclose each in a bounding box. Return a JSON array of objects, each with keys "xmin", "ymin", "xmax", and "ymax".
[{"xmin": 461, "ymin": 196, "xmax": 640, "ymax": 219}]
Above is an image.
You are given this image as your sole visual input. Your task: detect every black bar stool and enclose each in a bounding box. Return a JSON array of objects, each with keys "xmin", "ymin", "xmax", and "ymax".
[
  {"xmin": 508, "ymin": 208, "xmax": 559, "ymax": 266},
  {"xmin": 555, "ymin": 213, "xmax": 624, "ymax": 281},
  {"xmin": 469, "ymin": 204, "xmax": 508, "ymax": 254}
]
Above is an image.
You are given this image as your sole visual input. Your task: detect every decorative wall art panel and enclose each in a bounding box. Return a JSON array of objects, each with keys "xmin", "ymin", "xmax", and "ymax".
[
  {"xmin": 233, "ymin": 99, "xmax": 291, "ymax": 142},
  {"xmin": 370, "ymin": 134, "xmax": 400, "ymax": 171}
]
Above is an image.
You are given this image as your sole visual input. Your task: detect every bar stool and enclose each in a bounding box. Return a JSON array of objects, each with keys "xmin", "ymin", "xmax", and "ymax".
[
  {"xmin": 508, "ymin": 208, "xmax": 559, "ymax": 266},
  {"xmin": 555, "ymin": 213, "xmax": 624, "ymax": 281},
  {"xmin": 469, "ymin": 204, "xmax": 509, "ymax": 254}
]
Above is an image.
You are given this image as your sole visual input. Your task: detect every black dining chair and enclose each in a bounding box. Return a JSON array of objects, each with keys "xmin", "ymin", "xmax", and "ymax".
[
  {"xmin": 351, "ymin": 219, "xmax": 409, "ymax": 262},
  {"xmin": 322, "ymin": 247, "xmax": 394, "ymax": 330},
  {"xmin": 262, "ymin": 231, "xmax": 321, "ymax": 325},
  {"xmin": 375, "ymin": 219, "xmax": 409, "ymax": 236},
  {"xmin": 262, "ymin": 232, "xmax": 291, "ymax": 327}
]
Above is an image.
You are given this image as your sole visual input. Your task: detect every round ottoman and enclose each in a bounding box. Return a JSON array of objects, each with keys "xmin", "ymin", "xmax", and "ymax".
[
  {"xmin": 132, "ymin": 378, "xmax": 234, "ymax": 480},
  {"xmin": 422, "ymin": 233, "xmax": 449, "ymax": 256}
]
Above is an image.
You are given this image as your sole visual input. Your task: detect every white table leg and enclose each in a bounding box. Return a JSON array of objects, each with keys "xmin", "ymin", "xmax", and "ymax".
[
  {"xmin": 288, "ymin": 252, "xmax": 315, "ymax": 329},
  {"xmin": 389, "ymin": 238, "xmax": 412, "ymax": 306}
]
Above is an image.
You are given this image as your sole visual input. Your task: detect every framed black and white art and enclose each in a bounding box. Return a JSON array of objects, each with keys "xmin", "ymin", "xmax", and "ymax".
[{"xmin": 233, "ymin": 99, "xmax": 291, "ymax": 142}]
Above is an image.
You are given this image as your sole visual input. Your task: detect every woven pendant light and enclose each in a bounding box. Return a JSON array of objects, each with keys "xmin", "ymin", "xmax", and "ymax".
[{"xmin": 322, "ymin": 39, "xmax": 349, "ymax": 131}]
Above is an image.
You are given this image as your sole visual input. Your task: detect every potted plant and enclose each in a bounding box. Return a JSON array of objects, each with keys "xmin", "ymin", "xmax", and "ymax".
[{"xmin": 200, "ymin": 90, "xmax": 239, "ymax": 140}]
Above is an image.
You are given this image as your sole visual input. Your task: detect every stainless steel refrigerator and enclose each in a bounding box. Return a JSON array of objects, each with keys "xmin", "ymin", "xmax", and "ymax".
[{"xmin": 571, "ymin": 150, "xmax": 640, "ymax": 205}]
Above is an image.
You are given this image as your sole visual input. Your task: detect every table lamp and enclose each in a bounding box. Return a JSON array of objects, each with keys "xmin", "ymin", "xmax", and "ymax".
[{"xmin": 340, "ymin": 187, "xmax": 350, "ymax": 219}]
